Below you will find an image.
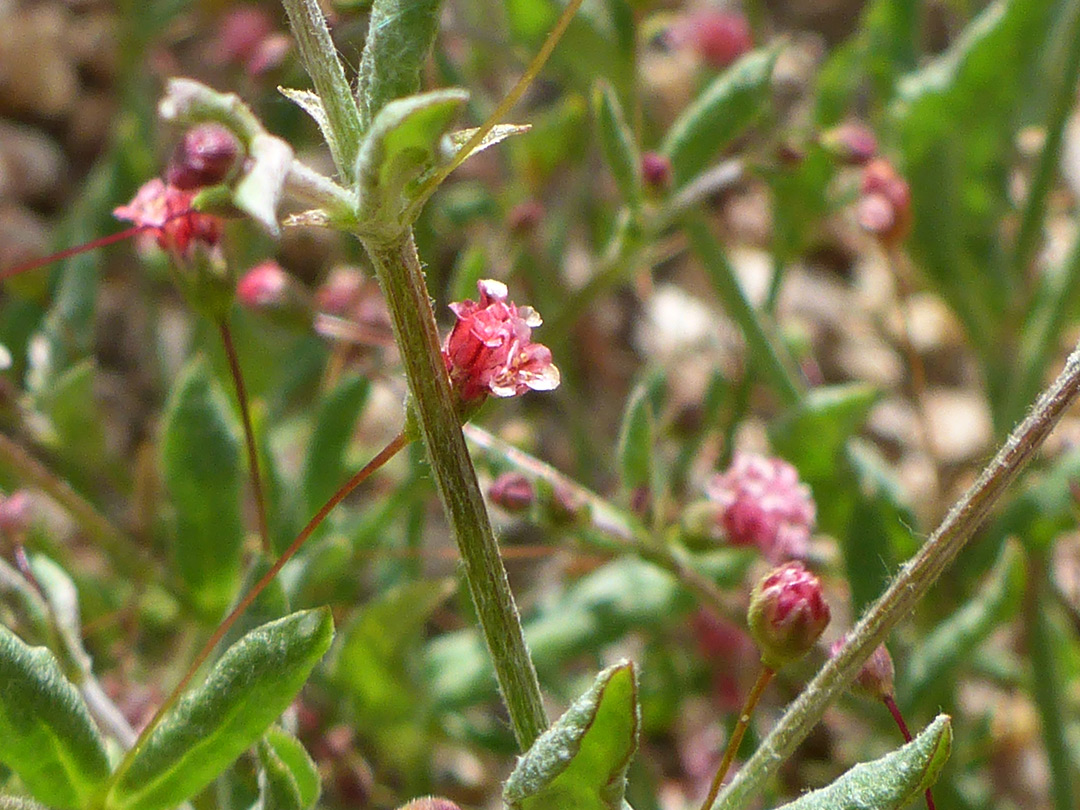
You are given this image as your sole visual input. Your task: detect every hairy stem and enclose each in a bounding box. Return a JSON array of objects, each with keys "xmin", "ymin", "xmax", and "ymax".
[
  {"xmin": 110, "ymin": 431, "xmax": 407, "ymax": 786},
  {"xmin": 714, "ymin": 337, "xmax": 1080, "ymax": 809},
  {"xmin": 700, "ymin": 666, "xmax": 774, "ymax": 810},
  {"xmin": 364, "ymin": 232, "xmax": 548, "ymax": 750},
  {"xmin": 218, "ymin": 319, "xmax": 271, "ymax": 554}
]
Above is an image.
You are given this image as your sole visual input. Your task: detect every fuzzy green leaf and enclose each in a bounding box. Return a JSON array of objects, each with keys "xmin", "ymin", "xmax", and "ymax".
[
  {"xmin": 161, "ymin": 358, "xmax": 244, "ymax": 618},
  {"xmin": 257, "ymin": 728, "xmax": 320, "ymax": 810},
  {"xmin": 105, "ymin": 609, "xmax": 333, "ymax": 810},
  {"xmin": 771, "ymin": 714, "xmax": 951, "ymax": 810},
  {"xmin": 355, "ymin": 89, "xmax": 469, "ymax": 232},
  {"xmin": 504, "ymin": 662, "xmax": 639, "ymax": 810},
  {"xmin": 661, "ymin": 48, "xmax": 777, "ymax": 187},
  {"xmin": 0, "ymin": 623, "xmax": 110, "ymax": 809},
  {"xmin": 901, "ymin": 540, "xmax": 1025, "ymax": 710},
  {"xmin": 593, "ymin": 80, "xmax": 642, "ymax": 208}
]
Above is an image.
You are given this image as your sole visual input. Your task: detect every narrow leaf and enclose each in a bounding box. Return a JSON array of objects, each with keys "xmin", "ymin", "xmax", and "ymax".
[
  {"xmin": 106, "ymin": 609, "xmax": 334, "ymax": 810},
  {"xmin": 771, "ymin": 714, "xmax": 951, "ymax": 810},
  {"xmin": 301, "ymin": 373, "xmax": 370, "ymax": 515},
  {"xmin": 261, "ymin": 728, "xmax": 320, "ymax": 810},
  {"xmin": 0, "ymin": 624, "xmax": 110, "ymax": 809},
  {"xmin": 279, "ymin": 88, "xmax": 340, "ymax": 172},
  {"xmin": 161, "ymin": 358, "xmax": 245, "ymax": 617},
  {"xmin": 446, "ymin": 123, "xmax": 532, "ymax": 164},
  {"xmin": 661, "ymin": 48, "xmax": 777, "ymax": 187},
  {"xmin": 504, "ymin": 662, "xmax": 639, "ymax": 810},
  {"xmin": 593, "ymin": 80, "xmax": 642, "ymax": 208},
  {"xmin": 616, "ymin": 382, "xmax": 654, "ymax": 501}
]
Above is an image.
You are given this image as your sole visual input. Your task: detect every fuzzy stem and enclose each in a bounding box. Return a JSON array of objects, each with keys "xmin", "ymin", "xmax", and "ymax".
[
  {"xmin": 218, "ymin": 319, "xmax": 271, "ymax": 554},
  {"xmin": 110, "ymin": 431, "xmax": 407, "ymax": 786},
  {"xmin": 699, "ymin": 666, "xmax": 774, "ymax": 810},
  {"xmin": 883, "ymin": 694, "xmax": 936, "ymax": 810},
  {"xmin": 364, "ymin": 232, "xmax": 548, "ymax": 750},
  {"xmin": 714, "ymin": 337, "xmax": 1080, "ymax": 810},
  {"xmin": 279, "ymin": 0, "xmax": 363, "ymax": 181}
]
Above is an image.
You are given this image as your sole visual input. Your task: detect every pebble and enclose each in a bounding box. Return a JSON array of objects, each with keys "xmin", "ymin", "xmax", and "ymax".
[
  {"xmin": 923, "ymin": 387, "xmax": 993, "ymax": 464},
  {"xmin": 0, "ymin": 122, "xmax": 66, "ymax": 204},
  {"xmin": 0, "ymin": 5, "xmax": 79, "ymax": 119}
]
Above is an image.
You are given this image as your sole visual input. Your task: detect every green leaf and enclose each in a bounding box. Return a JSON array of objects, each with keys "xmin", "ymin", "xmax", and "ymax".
[
  {"xmin": 504, "ymin": 662, "xmax": 639, "ymax": 810},
  {"xmin": 215, "ymin": 555, "xmax": 290, "ymax": 655},
  {"xmin": 357, "ymin": 0, "xmax": 443, "ymax": 128},
  {"xmin": 0, "ymin": 623, "xmax": 110, "ymax": 809},
  {"xmin": 160, "ymin": 358, "xmax": 245, "ymax": 617},
  {"xmin": 301, "ymin": 373, "xmax": 370, "ymax": 516},
  {"xmin": 901, "ymin": 540, "xmax": 1025, "ymax": 710},
  {"xmin": 768, "ymin": 383, "xmax": 879, "ymax": 482},
  {"xmin": 661, "ymin": 48, "xmax": 777, "ymax": 187},
  {"xmin": 890, "ymin": 0, "xmax": 1055, "ymax": 344},
  {"xmin": 616, "ymin": 382, "xmax": 655, "ymax": 503},
  {"xmin": 106, "ymin": 608, "xmax": 334, "ymax": 810},
  {"xmin": 771, "ymin": 714, "xmax": 951, "ymax": 810},
  {"xmin": 355, "ymin": 88, "xmax": 469, "ymax": 231},
  {"xmin": 32, "ymin": 360, "xmax": 106, "ymax": 473},
  {"xmin": 593, "ymin": 80, "xmax": 642, "ymax": 209},
  {"xmin": 257, "ymin": 728, "xmax": 320, "ymax": 810},
  {"xmin": 446, "ymin": 124, "xmax": 532, "ymax": 166}
]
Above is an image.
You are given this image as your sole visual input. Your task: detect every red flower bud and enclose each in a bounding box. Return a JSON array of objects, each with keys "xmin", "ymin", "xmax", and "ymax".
[
  {"xmin": 166, "ymin": 124, "xmax": 243, "ymax": 191},
  {"xmin": 641, "ymin": 152, "xmax": 672, "ymax": 191},
  {"xmin": 488, "ymin": 472, "xmax": 535, "ymax": 512},
  {"xmin": 747, "ymin": 562, "xmax": 830, "ymax": 669},
  {"xmin": 236, "ymin": 261, "xmax": 313, "ymax": 329},
  {"xmin": 820, "ymin": 122, "xmax": 878, "ymax": 166},
  {"xmin": 857, "ymin": 159, "xmax": 911, "ymax": 247},
  {"xmin": 442, "ymin": 279, "xmax": 560, "ymax": 403},
  {"xmin": 830, "ymin": 637, "xmax": 896, "ymax": 700},
  {"xmin": 0, "ymin": 490, "xmax": 32, "ymax": 537},
  {"xmin": 670, "ymin": 12, "xmax": 752, "ymax": 70}
]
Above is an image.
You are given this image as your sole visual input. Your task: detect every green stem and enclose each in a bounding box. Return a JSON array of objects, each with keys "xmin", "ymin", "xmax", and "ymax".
[
  {"xmin": 684, "ymin": 212, "xmax": 804, "ymax": 406},
  {"xmin": 364, "ymin": 232, "xmax": 548, "ymax": 750},
  {"xmin": 714, "ymin": 337, "xmax": 1080, "ymax": 810},
  {"xmin": 1024, "ymin": 550, "xmax": 1075, "ymax": 810},
  {"xmin": 280, "ymin": 0, "xmax": 363, "ymax": 181},
  {"xmin": 218, "ymin": 320, "xmax": 271, "ymax": 555},
  {"xmin": 1010, "ymin": 0, "xmax": 1080, "ymax": 283}
]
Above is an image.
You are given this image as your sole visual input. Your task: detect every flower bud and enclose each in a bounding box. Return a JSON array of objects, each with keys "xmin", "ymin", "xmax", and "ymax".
[
  {"xmin": 488, "ymin": 472, "xmax": 535, "ymax": 513},
  {"xmin": 641, "ymin": 152, "xmax": 672, "ymax": 192},
  {"xmin": 669, "ymin": 12, "xmax": 752, "ymax": 70},
  {"xmin": 236, "ymin": 261, "xmax": 313, "ymax": 330},
  {"xmin": 747, "ymin": 562, "xmax": 830, "ymax": 669},
  {"xmin": 820, "ymin": 122, "xmax": 878, "ymax": 166},
  {"xmin": 830, "ymin": 637, "xmax": 895, "ymax": 700},
  {"xmin": 857, "ymin": 159, "xmax": 911, "ymax": 247},
  {"xmin": 0, "ymin": 490, "xmax": 32, "ymax": 537},
  {"xmin": 396, "ymin": 799, "xmax": 461, "ymax": 810},
  {"xmin": 166, "ymin": 124, "xmax": 244, "ymax": 191}
]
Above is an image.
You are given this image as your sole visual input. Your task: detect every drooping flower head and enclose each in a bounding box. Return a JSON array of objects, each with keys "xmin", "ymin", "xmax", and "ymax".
[
  {"xmin": 830, "ymin": 636, "xmax": 896, "ymax": 700},
  {"xmin": 748, "ymin": 561, "xmax": 831, "ymax": 669},
  {"xmin": 705, "ymin": 452, "xmax": 815, "ymax": 561},
  {"xmin": 443, "ymin": 279, "xmax": 560, "ymax": 403},
  {"xmin": 113, "ymin": 178, "xmax": 221, "ymax": 257}
]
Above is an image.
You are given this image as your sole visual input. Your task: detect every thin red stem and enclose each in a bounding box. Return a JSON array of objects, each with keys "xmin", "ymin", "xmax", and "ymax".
[
  {"xmin": 884, "ymin": 694, "xmax": 937, "ymax": 810},
  {"xmin": 700, "ymin": 666, "xmax": 775, "ymax": 810},
  {"xmin": 110, "ymin": 430, "xmax": 409, "ymax": 787},
  {"xmin": 218, "ymin": 319, "xmax": 271, "ymax": 555},
  {"xmin": 0, "ymin": 225, "xmax": 150, "ymax": 281}
]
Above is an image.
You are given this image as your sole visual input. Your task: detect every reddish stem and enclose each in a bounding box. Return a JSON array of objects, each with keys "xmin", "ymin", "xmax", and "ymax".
[
  {"xmin": 700, "ymin": 666, "xmax": 775, "ymax": 810},
  {"xmin": 218, "ymin": 319, "xmax": 271, "ymax": 555},
  {"xmin": 110, "ymin": 430, "xmax": 409, "ymax": 786},
  {"xmin": 0, "ymin": 224, "xmax": 150, "ymax": 282},
  {"xmin": 884, "ymin": 694, "xmax": 937, "ymax": 810}
]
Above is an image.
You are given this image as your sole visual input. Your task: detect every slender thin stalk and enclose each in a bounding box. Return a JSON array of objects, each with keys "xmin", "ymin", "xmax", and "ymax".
[
  {"xmin": 714, "ymin": 337, "xmax": 1080, "ymax": 810},
  {"xmin": 364, "ymin": 233, "xmax": 548, "ymax": 750},
  {"xmin": 699, "ymin": 666, "xmax": 774, "ymax": 810},
  {"xmin": 218, "ymin": 319, "xmax": 271, "ymax": 554},
  {"xmin": 1010, "ymin": 0, "xmax": 1080, "ymax": 283},
  {"xmin": 279, "ymin": 0, "xmax": 363, "ymax": 181},
  {"xmin": 1024, "ymin": 550, "xmax": 1075, "ymax": 810},
  {"xmin": 0, "ymin": 224, "xmax": 147, "ymax": 281},
  {"xmin": 110, "ymin": 431, "xmax": 407, "ymax": 785},
  {"xmin": 684, "ymin": 213, "xmax": 804, "ymax": 407},
  {"xmin": 883, "ymin": 695, "xmax": 936, "ymax": 810},
  {"xmin": 0, "ymin": 433, "xmax": 148, "ymax": 580},
  {"xmin": 407, "ymin": 0, "xmax": 585, "ymax": 218}
]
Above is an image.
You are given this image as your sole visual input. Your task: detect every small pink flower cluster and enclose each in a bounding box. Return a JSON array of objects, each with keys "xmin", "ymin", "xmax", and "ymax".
[
  {"xmin": 706, "ymin": 452, "xmax": 815, "ymax": 561},
  {"xmin": 443, "ymin": 279, "xmax": 560, "ymax": 403},
  {"xmin": 857, "ymin": 159, "xmax": 912, "ymax": 247},
  {"xmin": 113, "ymin": 178, "xmax": 222, "ymax": 257}
]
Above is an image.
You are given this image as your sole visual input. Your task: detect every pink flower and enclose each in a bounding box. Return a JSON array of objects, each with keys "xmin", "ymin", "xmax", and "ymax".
[
  {"xmin": 113, "ymin": 178, "xmax": 221, "ymax": 256},
  {"xmin": 443, "ymin": 279, "xmax": 560, "ymax": 402},
  {"xmin": 857, "ymin": 159, "xmax": 911, "ymax": 247},
  {"xmin": 669, "ymin": 11, "xmax": 752, "ymax": 70},
  {"xmin": 705, "ymin": 452, "xmax": 815, "ymax": 561},
  {"xmin": 748, "ymin": 561, "xmax": 831, "ymax": 669}
]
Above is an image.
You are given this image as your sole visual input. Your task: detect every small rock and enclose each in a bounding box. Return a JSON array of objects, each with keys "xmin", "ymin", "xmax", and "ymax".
[
  {"xmin": 0, "ymin": 123, "xmax": 66, "ymax": 204},
  {"xmin": 923, "ymin": 387, "xmax": 992, "ymax": 464},
  {"xmin": 0, "ymin": 6, "xmax": 79, "ymax": 119}
]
